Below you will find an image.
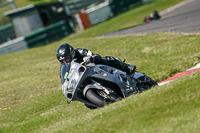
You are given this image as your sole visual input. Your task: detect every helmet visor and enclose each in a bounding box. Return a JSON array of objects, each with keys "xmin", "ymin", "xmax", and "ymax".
[{"xmin": 62, "ymin": 56, "xmax": 71, "ymax": 64}]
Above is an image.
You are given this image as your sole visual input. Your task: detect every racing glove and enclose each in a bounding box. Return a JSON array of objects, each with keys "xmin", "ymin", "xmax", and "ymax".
[{"xmin": 90, "ymin": 54, "xmax": 102, "ymax": 64}]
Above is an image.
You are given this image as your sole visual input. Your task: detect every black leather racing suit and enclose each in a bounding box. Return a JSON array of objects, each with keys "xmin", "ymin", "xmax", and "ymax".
[{"xmin": 60, "ymin": 48, "xmax": 135, "ymax": 74}]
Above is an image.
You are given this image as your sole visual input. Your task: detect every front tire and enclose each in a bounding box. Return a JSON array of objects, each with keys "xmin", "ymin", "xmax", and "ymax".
[
  {"xmin": 84, "ymin": 104, "xmax": 98, "ymax": 110},
  {"xmin": 85, "ymin": 89, "xmax": 110, "ymax": 107}
]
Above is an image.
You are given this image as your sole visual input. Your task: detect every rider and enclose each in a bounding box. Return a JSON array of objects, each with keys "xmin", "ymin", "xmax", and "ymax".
[{"xmin": 56, "ymin": 43, "xmax": 136, "ymax": 76}]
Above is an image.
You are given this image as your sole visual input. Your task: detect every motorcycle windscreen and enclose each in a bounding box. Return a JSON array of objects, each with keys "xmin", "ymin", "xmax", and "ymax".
[{"xmin": 60, "ymin": 63, "xmax": 71, "ymax": 84}]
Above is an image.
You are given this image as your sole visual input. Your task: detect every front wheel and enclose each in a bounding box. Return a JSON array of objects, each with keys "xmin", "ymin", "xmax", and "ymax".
[
  {"xmin": 84, "ymin": 104, "xmax": 98, "ymax": 110},
  {"xmin": 85, "ymin": 89, "xmax": 120, "ymax": 107}
]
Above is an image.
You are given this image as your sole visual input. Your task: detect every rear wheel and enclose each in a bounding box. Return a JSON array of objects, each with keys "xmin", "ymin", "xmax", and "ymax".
[{"xmin": 136, "ymin": 75, "xmax": 157, "ymax": 92}]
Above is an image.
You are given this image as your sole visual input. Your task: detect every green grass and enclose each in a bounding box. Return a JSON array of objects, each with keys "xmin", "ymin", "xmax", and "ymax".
[
  {"xmin": 0, "ymin": 33, "xmax": 200, "ymax": 133},
  {"xmin": 1, "ymin": 0, "xmax": 200, "ymax": 132}
]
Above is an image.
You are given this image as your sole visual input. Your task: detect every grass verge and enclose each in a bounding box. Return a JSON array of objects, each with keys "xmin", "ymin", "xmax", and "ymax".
[{"xmin": 0, "ymin": 33, "xmax": 200, "ymax": 133}]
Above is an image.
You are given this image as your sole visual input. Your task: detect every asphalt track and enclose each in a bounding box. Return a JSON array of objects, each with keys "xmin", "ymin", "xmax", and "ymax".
[{"xmin": 100, "ymin": 1, "xmax": 200, "ymax": 37}]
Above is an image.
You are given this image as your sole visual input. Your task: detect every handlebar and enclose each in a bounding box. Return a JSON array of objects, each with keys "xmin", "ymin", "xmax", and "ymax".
[{"xmin": 80, "ymin": 56, "xmax": 91, "ymax": 65}]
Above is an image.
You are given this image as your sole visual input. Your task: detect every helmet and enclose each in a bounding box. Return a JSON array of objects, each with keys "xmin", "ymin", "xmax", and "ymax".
[
  {"xmin": 56, "ymin": 43, "xmax": 75, "ymax": 64},
  {"xmin": 150, "ymin": 10, "xmax": 160, "ymax": 19}
]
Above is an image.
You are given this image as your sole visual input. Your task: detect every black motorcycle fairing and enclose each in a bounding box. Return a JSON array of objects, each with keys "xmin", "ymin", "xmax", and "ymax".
[
  {"xmin": 133, "ymin": 72, "xmax": 145, "ymax": 79},
  {"xmin": 60, "ymin": 59, "xmax": 157, "ymax": 109}
]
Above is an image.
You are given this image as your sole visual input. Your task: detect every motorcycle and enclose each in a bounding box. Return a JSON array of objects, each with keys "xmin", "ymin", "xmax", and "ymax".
[
  {"xmin": 143, "ymin": 10, "xmax": 161, "ymax": 23},
  {"xmin": 61, "ymin": 57, "xmax": 157, "ymax": 109}
]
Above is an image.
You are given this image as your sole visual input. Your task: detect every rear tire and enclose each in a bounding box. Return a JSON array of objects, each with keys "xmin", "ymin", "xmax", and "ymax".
[{"xmin": 136, "ymin": 75, "xmax": 157, "ymax": 92}]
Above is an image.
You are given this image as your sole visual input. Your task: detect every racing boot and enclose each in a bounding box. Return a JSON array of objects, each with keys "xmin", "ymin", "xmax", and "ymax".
[{"xmin": 121, "ymin": 63, "xmax": 136, "ymax": 75}]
